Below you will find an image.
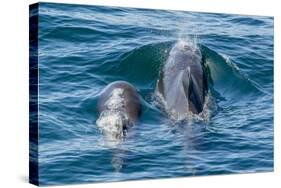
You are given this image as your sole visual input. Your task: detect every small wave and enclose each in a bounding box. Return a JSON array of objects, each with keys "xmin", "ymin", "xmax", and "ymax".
[
  {"xmin": 200, "ymin": 44, "xmax": 263, "ymax": 103},
  {"xmin": 105, "ymin": 41, "xmax": 173, "ymax": 88},
  {"xmin": 228, "ymin": 16, "xmax": 266, "ymax": 26},
  {"xmin": 41, "ymin": 25, "xmax": 122, "ymax": 42}
]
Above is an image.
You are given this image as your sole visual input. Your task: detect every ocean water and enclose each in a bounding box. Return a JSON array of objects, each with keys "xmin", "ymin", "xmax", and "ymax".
[{"xmin": 35, "ymin": 2, "xmax": 273, "ymax": 185}]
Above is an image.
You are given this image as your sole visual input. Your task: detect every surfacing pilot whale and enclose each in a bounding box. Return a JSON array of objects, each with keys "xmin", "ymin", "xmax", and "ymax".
[
  {"xmin": 156, "ymin": 41, "xmax": 208, "ymax": 120},
  {"xmin": 96, "ymin": 81, "xmax": 141, "ymax": 140}
]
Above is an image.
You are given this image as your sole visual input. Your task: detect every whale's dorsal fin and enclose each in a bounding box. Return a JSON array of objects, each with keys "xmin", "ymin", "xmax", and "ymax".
[{"xmin": 182, "ymin": 67, "xmax": 204, "ymax": 113}]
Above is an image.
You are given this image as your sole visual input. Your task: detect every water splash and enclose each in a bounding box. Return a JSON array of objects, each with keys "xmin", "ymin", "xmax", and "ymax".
[
  {"xmin": 96, "ymin": 88, "xmax": 130, "ymax": 141},
  {"xmin": 154, "ymin": 89, "xmax": 216, "ymax": 123}
]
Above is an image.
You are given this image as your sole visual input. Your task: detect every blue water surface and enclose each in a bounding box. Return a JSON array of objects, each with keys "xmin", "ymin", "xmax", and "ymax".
[{"xmin": 36, "ymin": 2, "xmax": 273, "ymax": 185}]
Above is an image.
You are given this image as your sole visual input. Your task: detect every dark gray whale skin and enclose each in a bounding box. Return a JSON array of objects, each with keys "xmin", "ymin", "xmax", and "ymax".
[
  {"xmin": 157, "ymin": 42, "xmax": 208, "ymax": 117},
  {"xmin": 97, "ymin": 81, "xmax": 141, "ymax": 124}
]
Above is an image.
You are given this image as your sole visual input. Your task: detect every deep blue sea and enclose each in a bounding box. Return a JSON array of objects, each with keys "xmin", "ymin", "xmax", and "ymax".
[{"xmin": 36, "ymin": 2, "xmax": 273, "ymax": 185}]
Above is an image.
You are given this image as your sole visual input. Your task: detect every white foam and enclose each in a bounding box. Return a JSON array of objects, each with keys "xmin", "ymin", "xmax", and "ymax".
[
  {"xmin": 96, "ymin": 110, "xmax": 126, "ymax": 140},
  {"xmin": 96, "ymin": 88, "xmax": 130, "ymax": 141},
  {"xmin": 105, "ymin": 88, "xmax": 125, "ymax": 110}
]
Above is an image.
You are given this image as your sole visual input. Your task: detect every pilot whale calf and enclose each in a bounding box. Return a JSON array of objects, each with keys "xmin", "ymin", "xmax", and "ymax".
[
  {"xmin": 156, "ymin": 41, "xmax": 208, "ymax": 120},
  {"xmin": 96, "ymin": 81, "xmax": 141, "ymax": 140}
]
